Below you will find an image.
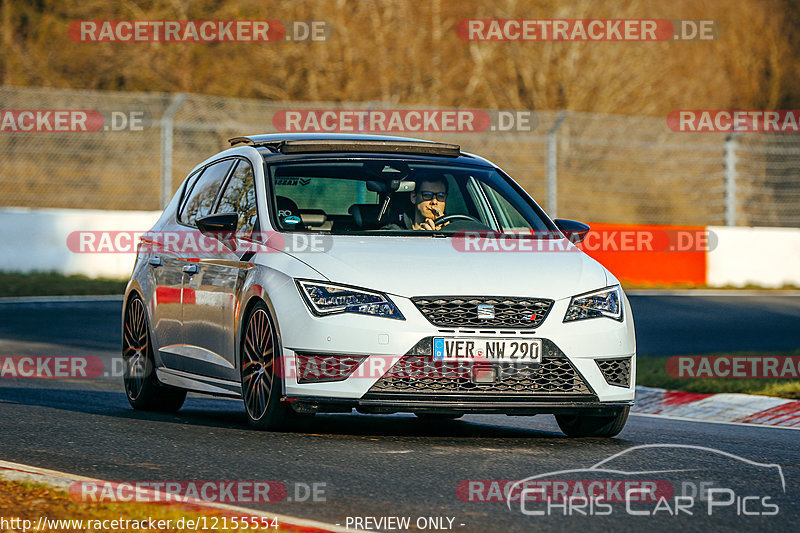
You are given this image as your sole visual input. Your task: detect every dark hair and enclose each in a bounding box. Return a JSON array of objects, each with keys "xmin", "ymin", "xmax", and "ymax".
[{"xmin": 411, "ymin": 171, "xmax": 448, "ymax": 193}]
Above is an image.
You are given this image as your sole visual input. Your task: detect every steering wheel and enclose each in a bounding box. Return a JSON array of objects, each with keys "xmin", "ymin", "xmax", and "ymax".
[{"xmin": 433, "ymin": 214, "xmax": 481, "ymax": 225}]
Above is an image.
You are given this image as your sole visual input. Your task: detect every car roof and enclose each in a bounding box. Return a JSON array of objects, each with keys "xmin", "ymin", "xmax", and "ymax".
[
  {"xmin": 230, "ymin": 133, "xmax": 452, "ymax": 144},
  {"xmin": 226, "ymin": 133, "xmax": 496, "ymax": 167}
]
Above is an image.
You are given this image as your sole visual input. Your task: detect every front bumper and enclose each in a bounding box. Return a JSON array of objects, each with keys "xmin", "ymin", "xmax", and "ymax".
[
  {"xmin": 279, "ymin": 292, "xmax": 637, "ymax": 406},
  {"xmin": 284, "ymin": 396, "xmax": 634, "ymax": 415}
]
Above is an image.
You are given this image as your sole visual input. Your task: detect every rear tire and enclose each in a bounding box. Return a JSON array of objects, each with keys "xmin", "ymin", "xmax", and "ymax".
[
  {"xmin": 122, "ymin": 295, "xmax": 186, "ymax": 412},
  {"xmin": 555, "ymin": 406, "xmax": 629, "ymax": 438}
]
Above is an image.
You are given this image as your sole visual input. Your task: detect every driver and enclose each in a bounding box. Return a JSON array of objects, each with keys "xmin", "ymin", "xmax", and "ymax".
[{"xmin": 383, "ymin": 174, "xmax": 449, "ymax": 231}]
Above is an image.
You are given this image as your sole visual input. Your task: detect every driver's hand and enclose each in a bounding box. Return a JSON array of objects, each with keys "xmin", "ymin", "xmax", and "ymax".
[{"xmin": 416, "ymin": 218, "xmax": 441, "ymax": 231}]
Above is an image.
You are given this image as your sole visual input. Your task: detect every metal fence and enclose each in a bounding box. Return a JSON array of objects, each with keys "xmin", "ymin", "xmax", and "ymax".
[{"xmin": 1, "ymin": 86, "xmax": 798, "ymax": 227}]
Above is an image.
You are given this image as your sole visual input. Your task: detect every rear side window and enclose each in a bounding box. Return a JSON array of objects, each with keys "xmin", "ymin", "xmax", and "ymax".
[
  {"xmin": 216, "ymin": 160, "xmax": 258, "ymax": 234},
  {"xmin": 179, "ymin": 159, "xmax": 235, "ymax": 226}
]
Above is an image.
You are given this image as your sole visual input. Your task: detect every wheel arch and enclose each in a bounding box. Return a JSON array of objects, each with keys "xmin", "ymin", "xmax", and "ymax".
[
  {"xmin": 236, "ymin": 288, "xmax": 286, "ymax": 395},
  {"xmin": 123, "ymin": 278, "xmax": 171, "ymax": 370},
  {"xmin": 122, "ymin": 282, "xmax": 146, "ymax": 339}
]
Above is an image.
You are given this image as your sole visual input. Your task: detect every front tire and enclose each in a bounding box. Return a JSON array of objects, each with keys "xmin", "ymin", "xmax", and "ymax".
[
  {"xmin": 555, "ymin": 406, "xmax": 630, "ymax": 438},
  {"xmin": 122, "ymin": 295, "xmax": 186, "ymax": 412},
  {"xmin": 240, "ymin": 302, "xmax": 297, "ymax": 430}
]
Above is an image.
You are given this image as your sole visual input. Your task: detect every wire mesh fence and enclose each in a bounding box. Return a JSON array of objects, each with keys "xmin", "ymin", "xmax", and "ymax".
[{"xmin": 1, "ymin": 86, "xmax": 798, "ymax": 226}]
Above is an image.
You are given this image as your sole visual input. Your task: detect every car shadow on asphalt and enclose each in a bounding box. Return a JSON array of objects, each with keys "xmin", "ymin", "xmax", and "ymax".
[{"xmin": 0, "ymin": 385, "xmax": 635, "ymax": 445}]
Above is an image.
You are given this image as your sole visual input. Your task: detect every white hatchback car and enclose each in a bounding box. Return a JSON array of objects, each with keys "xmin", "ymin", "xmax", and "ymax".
[{"xmin": 123, "ymin": 134, "xmax": 635, "ymax": 437}]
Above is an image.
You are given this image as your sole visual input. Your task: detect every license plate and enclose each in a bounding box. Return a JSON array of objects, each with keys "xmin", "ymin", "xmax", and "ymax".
[{"xmin": 432, "ymin": 337, "xmax": 542, "ymax": 362}]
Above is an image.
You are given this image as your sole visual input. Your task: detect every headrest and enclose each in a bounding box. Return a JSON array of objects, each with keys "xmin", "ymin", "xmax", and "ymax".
[{"xmin": 348, "ymin": 204, "xmax": 382, "ymax": 229}]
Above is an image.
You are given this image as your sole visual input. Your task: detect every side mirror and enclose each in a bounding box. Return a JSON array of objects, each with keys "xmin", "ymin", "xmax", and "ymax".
[
  {"xmin": 554, "ymin": 219, "xmax": 590, "ymax": 244},
  {"xmin": 196, "ymin": 212, "xmax": 239, "ymax": 250}
]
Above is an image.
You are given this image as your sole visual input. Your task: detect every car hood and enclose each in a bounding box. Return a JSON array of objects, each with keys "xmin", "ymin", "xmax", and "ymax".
[{"xmin": 279, "ymin": 235, "xmax": 609, "ymax": 300}]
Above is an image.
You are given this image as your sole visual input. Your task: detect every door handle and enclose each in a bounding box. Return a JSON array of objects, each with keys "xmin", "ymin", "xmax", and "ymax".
[
  {"xmin": 182, "ymin": 264, "xmax": 198, "ymax": 274},
  {"xmin": 148, "ymin": 256, "xmax": 163, "ymax": 267}
]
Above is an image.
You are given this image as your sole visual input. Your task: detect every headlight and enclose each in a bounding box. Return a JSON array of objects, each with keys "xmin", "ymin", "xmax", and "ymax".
[
  {"xmin": 296, "ymin": 280, "xmax": 405, "ymax": 319},
  {"xmin": 564, "ymin": 285, "xmax": 623, "ymax": 322}
]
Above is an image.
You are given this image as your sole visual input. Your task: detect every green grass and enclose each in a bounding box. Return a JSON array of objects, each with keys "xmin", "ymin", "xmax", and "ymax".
[
  {"xmin": 637, "ymin": 349, "xmax": 800, "ymax": 399},
  {"xmin": 0, "ymin": 271, "xmax": 127, "ymax": 297}
]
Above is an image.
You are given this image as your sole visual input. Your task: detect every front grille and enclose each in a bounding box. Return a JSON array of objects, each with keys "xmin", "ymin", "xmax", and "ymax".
[
  {"xmin": 596, "ymin": 357, "xmax": 632, "ymax": 387},
  {"xmin": 363, "ymin": 340, "xmax": 594, "ymax": 400},
  {"xmin": 411, "ymin": 296, "xmax": 553, "ymax": 329}
]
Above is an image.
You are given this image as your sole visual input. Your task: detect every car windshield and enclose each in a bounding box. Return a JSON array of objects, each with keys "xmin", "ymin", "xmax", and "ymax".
[{"xmin": 265, "ymin": 158, "xmax": 555, "ymax": 235}]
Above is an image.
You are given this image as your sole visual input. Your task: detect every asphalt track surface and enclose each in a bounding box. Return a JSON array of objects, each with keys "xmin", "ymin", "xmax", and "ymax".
[{"xmin": 1, "ymin": 295, "xmax": 799, "ymax": 532}]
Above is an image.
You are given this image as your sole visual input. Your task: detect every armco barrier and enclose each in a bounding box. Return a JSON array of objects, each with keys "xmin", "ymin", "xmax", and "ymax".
[
  {"xmin": 0, "ymin": 208, "xmax": 798, "ymax": 286},
  {"xmin": 0, "ymin": 207, "xmax": 159, "ymax": 278},
  {"xmin": 706, "ymin": 226, "xmax": 800, "ymax": 288}
]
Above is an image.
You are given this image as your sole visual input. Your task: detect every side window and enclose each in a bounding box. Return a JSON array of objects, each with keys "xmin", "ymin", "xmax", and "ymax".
[
  {"xmin": 465, "ymin": 177, "xmax": 495, "ymax": 227},
  {"xmin": 178, "ymin": 169, "xmax": 203, "ymax": 214},
  {"xmin": 482, "ymin": 183, "xmax": 533, "ymax": 230},
  {"xmin": 179, "ymin": 160, "xmax": 235, "ymax": 226},
  {"xmin": 216, "ymin": 160, "xmax": 258, "ymax": 234}
]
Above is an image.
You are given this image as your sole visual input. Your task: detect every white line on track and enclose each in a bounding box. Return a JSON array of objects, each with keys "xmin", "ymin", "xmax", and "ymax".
[{"xmin": 630, "ymin": 411, "xmax": 800, "ymax": 430}]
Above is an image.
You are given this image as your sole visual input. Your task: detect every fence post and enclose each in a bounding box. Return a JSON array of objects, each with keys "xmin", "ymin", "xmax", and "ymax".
[
  {"xmin": 724, "ymin": 133, "xmax": 738, "ymax": 226},
  {"xmin": 547, "ymin": 111, "xmax": 568, "ymax": 218},
  {"xmin": 160, "ymin": 93, "xmax": 186, "ymax": 209}
]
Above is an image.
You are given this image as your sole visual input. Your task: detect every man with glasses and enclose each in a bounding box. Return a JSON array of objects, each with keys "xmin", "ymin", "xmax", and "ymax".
[{"xmin": 382, "ymin": 174, "xmax": 450, "ymax": 231}]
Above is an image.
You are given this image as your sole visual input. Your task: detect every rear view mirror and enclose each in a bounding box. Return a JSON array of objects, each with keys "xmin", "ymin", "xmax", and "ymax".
[
  {"xmin": 366, "ymin": 179, "xmax": 415, "ymax": 193},
  {"xmin": 554, "ymin": 219, "xmax": 590, "ymax": 244},
  {"xmin": 395, "ymin": 180, "xmax": 415, "ymax": 192}
]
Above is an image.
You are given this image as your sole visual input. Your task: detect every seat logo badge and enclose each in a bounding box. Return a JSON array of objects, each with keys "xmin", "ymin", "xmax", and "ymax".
[{"xmin": 477, "ymin": 304, "xmax": 495, "ymax": 319}]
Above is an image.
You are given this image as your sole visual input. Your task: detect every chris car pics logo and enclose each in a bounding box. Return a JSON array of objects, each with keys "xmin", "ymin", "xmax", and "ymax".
[{"xmin": 502, "ymin": 444, "xmax": 785, "ymax": 517}]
